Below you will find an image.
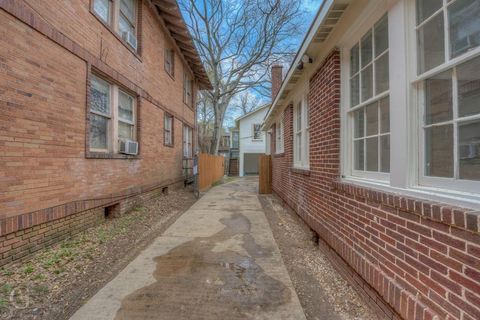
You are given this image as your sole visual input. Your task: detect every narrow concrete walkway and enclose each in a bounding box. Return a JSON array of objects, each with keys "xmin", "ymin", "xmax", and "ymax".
[{"xmin": 70, "ymin": 178, "xmax": 306, "ymax": 320}]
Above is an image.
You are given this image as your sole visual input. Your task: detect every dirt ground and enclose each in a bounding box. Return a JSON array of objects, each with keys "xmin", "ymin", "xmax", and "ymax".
[
  {"xmin": 0, "ymin": 186, "xmax": 197, "ymax": 320},
  {"xmin": 260, "ymin": 194, "xmax": 380, "ymax": 320}
]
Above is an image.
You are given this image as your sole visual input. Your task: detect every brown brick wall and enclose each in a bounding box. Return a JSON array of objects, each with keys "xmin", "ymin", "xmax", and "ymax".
[
  {"xmin": 270, "ymin": 50, "xmax": 480, "ymax": 320},
  {"xmin": 0, "ymin": 0, "xmax": 196, "ymax": 221}
]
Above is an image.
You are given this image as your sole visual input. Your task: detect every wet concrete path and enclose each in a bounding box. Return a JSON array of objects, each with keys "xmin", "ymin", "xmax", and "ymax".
[{"xmin": 70, "ymin": 178, "xmax": 306, "ymax": 320}]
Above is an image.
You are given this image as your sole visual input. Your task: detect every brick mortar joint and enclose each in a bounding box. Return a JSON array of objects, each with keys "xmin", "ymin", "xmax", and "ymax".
[{"xmin": 332, "ymin": 180, "xmax": 480, "ymax": 234}]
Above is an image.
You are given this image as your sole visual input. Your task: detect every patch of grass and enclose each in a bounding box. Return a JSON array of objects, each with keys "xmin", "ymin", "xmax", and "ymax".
[
  {"xmin": 31, "ymin": 285, "xmax": 49, "ymax": 295},
  {"xmin": 1, "ymin": 284, "xmax": 12, "ymax": 295},
  {"xmin": 24, "ymin": 265, "xmax": 34, "ymax": 275},
  {"xmin": 0, "ymin": 268, "xmax": 12, "ymax": 276},
  {"xmin": 0, "ymin": 297, "xmax": 8, "ymax": 308},
  {"xmin": 33, "ymin": 274, "xmax": 45, "ymax": 281}
]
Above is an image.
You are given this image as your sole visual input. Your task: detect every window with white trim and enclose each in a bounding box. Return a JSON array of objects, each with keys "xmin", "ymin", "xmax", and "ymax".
[
  {"xmin": 416, "ymin": 0, "xmax": 480, "ymax": 191},
  {"xmin": 164, "ymin": 113, "xmax": 174, "ymax": 146},
  {"xmin": 92, "ymin": 0, "xmax": 138, "ymax": 50},
  {"xmin": 275, "ymin": 116, "xmax": 284, "ymax": 154},
  {"xmin": 349, "ymin": 14, "xmax": 390, "ymax": 177},
  {"xmin": 183, "ymin": 125, "xmax": 193, "ymax": 158},
  {"xmin": 89, "ymin": 74, "xmax": 137, "ymax": 153},
  {"xmin": 253, "ymin": 124, "xmax": 263, "ymax": 140},
  {"xmin": 293, "ymin": 96, "xmax": 309, "ymax": 169}
]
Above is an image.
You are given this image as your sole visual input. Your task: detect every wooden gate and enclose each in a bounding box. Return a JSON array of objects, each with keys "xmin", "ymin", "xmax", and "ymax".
[
  {"xmin": 258, "ymin": 155, "xmax": 272, "ymax": 194},
  {"xmin": 198, "ymin": 153, "xmax": 225, "ymax": 191}
]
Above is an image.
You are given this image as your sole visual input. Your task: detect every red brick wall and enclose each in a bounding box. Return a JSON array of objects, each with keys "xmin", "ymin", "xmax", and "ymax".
[
  {"xmin": 0, "ymin": 1, "xmax": 197, "ymax": 244},
  {"xmin": 270, "ymin": 50, "xmax": 480, "ymax": 320}
]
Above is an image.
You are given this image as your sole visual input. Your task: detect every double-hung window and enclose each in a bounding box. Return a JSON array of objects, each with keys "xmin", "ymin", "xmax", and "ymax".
[
  {"xmin": 183, "ymin": 125, "xmax": 193, "ymax": 158},
  {"xmin": 92, "ymin": 0, "xmax": 138, "ymax": 50},
  {"xmin": 275, "ymin": 116, "xmax": 284, "ymax": 154},
  {"xmin": 183, "ymin": 72, "xmax": 193, "ymax": 107},
  {"xmin": 164, "ymin": 114, "xmax": 174, "ymax": 146},
  {"xmin": 416, "ymin": 0, "xmax": 480, "ymax": 192},
  {"xmin": 89, "ymin": 75, "xmax": 137, "ymax": 153},
  {"xmin": 293, "ymin": 95, "xmax": 309, "ymax": 169},
  {"xmin": 253, "ymin": 124, "xmax": 263, "ymax": 140},
  {"xmin": 165, "ymin": 49, "xmax": 175, "ymax": 77},
  {"xmin": 349, "ymin": 14, "xmax": 390, "ymax": 178}
]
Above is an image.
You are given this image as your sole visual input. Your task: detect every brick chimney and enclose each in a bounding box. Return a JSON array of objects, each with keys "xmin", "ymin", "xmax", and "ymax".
[{"xmin": 271, "ymin": 64, "xmax": 283, "ymax": 102}]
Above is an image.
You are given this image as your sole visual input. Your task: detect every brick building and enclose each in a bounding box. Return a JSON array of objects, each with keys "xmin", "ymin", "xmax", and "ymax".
[
  {"xmin": 0, "ymin": 0, "xmax": 211, "ymax": 266},
  {"xmin": 263, "ymin": 1, "xmax": 480, "ymax": 319}
]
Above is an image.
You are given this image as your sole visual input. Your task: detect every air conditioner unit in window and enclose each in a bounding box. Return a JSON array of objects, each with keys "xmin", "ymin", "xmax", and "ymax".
[
  {"xmin": 122, "ymin": 31, "xmax": 137, "ymax": 50},
  {"xmin": 119, "ymin": 139, "xmax": 138, "ymax": 155}
]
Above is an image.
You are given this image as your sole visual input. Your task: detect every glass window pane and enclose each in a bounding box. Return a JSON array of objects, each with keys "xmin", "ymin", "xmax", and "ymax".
[
  {"xmin": 417, "ymin": 13, "xmax": 445, "ymax": 74},
  {"xmin": 94, "ymin": 0, "xmax": 111, "ymax": 23},
  {"xmin": 366, "ymin": 102, "xmax": 378, "ymax": 136},
  {"xmin": 350, "ymin": 75, "xmax": 360, "ymax": 107},
  {"xmin": 448, "ymin": 0, "xmax": 480, "ymax": 58},
  {"xmin": 296, "ymin": 133, "xmax": 302, "ymax": 161},
  {"xmin": 296, "ymin": 104, "xmax": 302, "ymax": 132},
  {"xmin": 375, "ymin": 53, "xmax": 389, "ymax": 94},
  {"xmin": 90, "ymin": 114, "xmax": 108, "ymax": 149},
  {"xmin": 380, "ymin": 135, "xmax": 390, "ymax": 173},
  {"xmin": 351, "ymin": 44, "xmax": 360, "ymax": 76},
  {"xmin": 374, "ymin": 15, "xmax": 389, "ymax": 57},
  {"xmin": 425, "ymin": 71, "xmax": 453, "ymax": 124},
  {"xmin": 457, "ymin": 56, "xmax": 480, "ymax": 118},
  {"xmin": 459, "ymin": 120, "xmax": 480, "ymax": 180},
  {"xmin": 366, "ymin": 137, "xmax": 378, "ymax": 171},
  {"xmin": 119, "ymin": 90, "xmax": 134, "ymax": 122},
  {"xmin": 380, "ymin": 97, "xmax": 390, "ymax": 133},
  {"xmin": 354, "ymin": 140, "xmax": 365, "ymax": 170},
  {"xmin": 416, "ymin": 0, "xmax": 443, "ymax": 24},
  {"xmin": 361, "ymin": 30, "xmax": 373, "ymax": 68},
  {"xmin": 120, "ymin": 0, "xmax": 135, "ymax": 23},
  {"xmin": 90, "ymin": 76, "xmax": 110, "ymax": 115},
  {"xmin": 118, "ymin": 122, "xmax": 134, "ymax": 140},
  {"xmin": 425, "ymin": 125, "xmax": 453, "ymax": 177},
  {"xmin": 361, "ymin": 65, "xmax": 373, "ymax": 102},
  {"xmin": 354, "ymin": 109, "xmax": 365, "ymax": 138},
  {"xmin": 119, "ymin": 15, "xmax": 134, "ymax": 35}
]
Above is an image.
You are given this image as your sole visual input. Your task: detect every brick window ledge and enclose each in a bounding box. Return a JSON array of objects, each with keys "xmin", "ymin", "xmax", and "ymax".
[
  {"xmin": 333, "ymin": 180, "xmax": 480, "ymax": 233},
  {"xmin": 273, "ymin": 152, "xmax": 285, "ymax": 158},
  {"xmin": 290, "ymin": 167, "xmax": 311, "ymax": 176}
]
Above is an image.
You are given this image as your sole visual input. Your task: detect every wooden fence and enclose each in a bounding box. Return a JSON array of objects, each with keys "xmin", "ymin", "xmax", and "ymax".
[
  {"xmin": 198, "ymin": 153, "xmax": 225, "ymax": 191},
  {"xmin": 258, "ymin": 155, "xmax": 272, "ymax": 194}
]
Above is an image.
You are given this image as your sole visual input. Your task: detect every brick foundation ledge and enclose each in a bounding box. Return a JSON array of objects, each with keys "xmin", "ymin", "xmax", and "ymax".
[{"xmin": 0, "ymin": 177, "xmax": 185, "ymax": 267}]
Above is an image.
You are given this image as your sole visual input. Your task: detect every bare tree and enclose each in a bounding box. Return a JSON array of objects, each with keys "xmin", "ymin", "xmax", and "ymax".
[
  {"xmin": 180, "ymin": 0, "xmax": 302, "ymax": 154},
  {"xmin": 197, "ymin": 92, "xmax": 215, "ymax": 153},
  {"xmin": 233, "ymin": 91, "xmax": 262, "ymax": 116}
]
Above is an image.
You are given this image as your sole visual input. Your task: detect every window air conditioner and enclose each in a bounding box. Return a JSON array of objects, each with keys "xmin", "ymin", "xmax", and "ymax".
[{"xmin": 119, "ymin": 139, "xmax": 139, "ymax": 155}]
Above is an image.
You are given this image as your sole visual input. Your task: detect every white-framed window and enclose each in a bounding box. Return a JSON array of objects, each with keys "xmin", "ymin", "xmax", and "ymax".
[
  {"xmin": 293, "ymin": 95, "xmax": 309, "ymax": 169},
  {"xmin": 164, "ymin": 113, "xmax": 174, "ymax": 146},
  {"xmin": 349, "ymin": 14, "xmax": 390, "ymax": 180},
  {"xmin": 165, "ymin": 49, "xmax": 175, "ymax": 77},
  {"xmin": 92, "ymin": 0, "xmax": 138, "ymax": 50},
  {"xmin": 89, "ymin": 74, "xmax": 136, "ymax": 153},
  {"xmin": 183, "ymin": 72, "xmax": 193, "ymax": 106},
  {"xmin": 275, "ymin": 116, "xmax": 284, "ymax": 154},
  {"xmin": 252, "ymin": 124, "xmax": 263, "ymax": 140},
  {"xmin": 415, "ymin": 0, "xmax": 480, "ymax": 192},
  {"xmin": 183, "ymin": 125, "xmax": 193, "ymax": 158}
]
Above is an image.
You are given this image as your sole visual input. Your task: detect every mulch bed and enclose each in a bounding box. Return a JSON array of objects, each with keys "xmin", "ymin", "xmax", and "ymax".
[{"xmin": 0, "ymin": 186, "xmax": 197, "ymax": 320}]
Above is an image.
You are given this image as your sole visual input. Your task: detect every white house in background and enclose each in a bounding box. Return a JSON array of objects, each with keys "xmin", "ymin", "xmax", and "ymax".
[{"xmin": 235, "ymin": 105, "xmax": 269, "ymax": 176}]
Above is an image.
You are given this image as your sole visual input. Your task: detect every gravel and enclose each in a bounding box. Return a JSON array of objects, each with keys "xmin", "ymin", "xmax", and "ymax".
[{"xmin": 260, "ymin": 194, "xmax": 380, "ymax": 320}]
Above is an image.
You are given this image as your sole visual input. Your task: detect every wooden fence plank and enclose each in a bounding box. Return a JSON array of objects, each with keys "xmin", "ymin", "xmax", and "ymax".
[
  {"xmin": 198, "ymin": 153, "xmax": 225, "ymax": 191},
  {"xmin": 258, "ymin": 155, "xmax": 272, "ymax": 194}
]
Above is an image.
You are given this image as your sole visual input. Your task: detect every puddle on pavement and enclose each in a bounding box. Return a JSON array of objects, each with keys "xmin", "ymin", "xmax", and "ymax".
[{"xmin": 114, "ymin": 213, "xmax": 291, "ymax": 320}]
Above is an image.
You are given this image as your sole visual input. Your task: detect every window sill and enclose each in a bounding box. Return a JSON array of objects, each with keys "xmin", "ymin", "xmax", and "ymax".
[
  {"xmin": 86, "ymin": 151, "xmax": 140, "ymax": 160},
  {"xmin": 90, "ymin": 11, "xmax": 142, "ymax": 62},
  {"xmin": 290, "ymin": 167, "xmax": 311, "ymax": 176},
  {"xmin": 339, "ymin": 176, "xmax": 480, "ymax": 211},
  {"xmin": 164, "ymin": 143, "xmax": 174, "ymax": 148},
  {"xmin": 273, "ymin": 152, "xmax": 285, "ymax": 158},
  {"xmin": 165, "ymin": 69, "xmax": 175, "ymax": 81},
  {"xmin": 183, "ymin": 102, "xmax": 194, "ymax": 110}
]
